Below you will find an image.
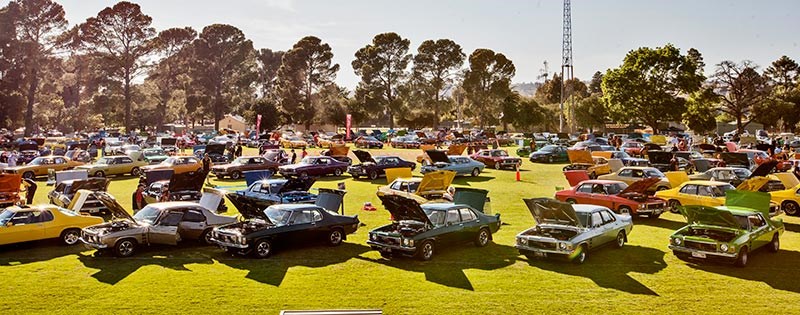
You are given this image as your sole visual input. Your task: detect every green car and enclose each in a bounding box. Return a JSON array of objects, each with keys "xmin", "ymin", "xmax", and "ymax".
[
  {"xmin": 669, "ymin": 190, "xmax": 784, "ymax": 267},
  {"xmin": 142, "ymin": 148, "xmax": 169, "ymax": 164}
]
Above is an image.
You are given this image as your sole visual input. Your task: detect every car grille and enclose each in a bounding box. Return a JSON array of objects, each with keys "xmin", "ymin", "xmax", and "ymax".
[
  {"xmin": 374, "ymin": 234, "xmax": 400, "ymax": 246},
  {"xmin": 526, "ymin": 239, "xmax": 557, "ymax": 250},
  {"xmin": 214, "ymin": 232, "xmax": 238, "ymax": 244},
  {"xmin": 684, "ymin": 240, "xmax": 716, "ymax": 252},
  {"xmin": 81, "ymin": 231, "xmax": 101, "ymax": 244},
  {"xmin": 644, "ymin": 202, "xmax": 665, "ymax": 210}
]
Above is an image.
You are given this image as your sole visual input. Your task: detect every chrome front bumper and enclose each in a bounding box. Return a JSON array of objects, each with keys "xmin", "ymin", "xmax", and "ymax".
[
  {"xmin": 79, "ymin": 238, "xmax": 109, "ymax": 249},
  {"xmin": 669, "ymin": 245, "xmax": 737, "ymax": 258},
  {"xmin": 210, "ymin": 237, "xmax": 249, "ymax": 249}
]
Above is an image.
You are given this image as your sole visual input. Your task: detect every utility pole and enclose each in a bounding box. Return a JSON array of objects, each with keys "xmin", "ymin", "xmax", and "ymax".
[{"xmin": 560, "ymin": 0, "xmax": 574, "ymax": 133}]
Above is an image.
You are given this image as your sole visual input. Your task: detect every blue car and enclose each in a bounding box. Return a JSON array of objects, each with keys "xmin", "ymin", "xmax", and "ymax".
[
  {"xmin": 230, "ymin": 178, "xmax": 318, "ymax": 207},
  {"xmin": 420, "ymin": 150, "xmax": 485, "ymax": 177}
]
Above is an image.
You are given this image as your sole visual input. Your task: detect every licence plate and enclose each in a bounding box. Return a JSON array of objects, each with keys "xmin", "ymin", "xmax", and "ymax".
[
  {"xmin": 691, "ymin": 252, "xmax": 706, "ymax": 259},
  {"xmin": 534, "ymin": 251, "xmax": 547, "ymax": 258}
]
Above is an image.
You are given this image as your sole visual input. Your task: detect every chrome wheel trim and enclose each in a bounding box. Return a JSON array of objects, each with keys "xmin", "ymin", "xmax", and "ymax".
[
  {"xmin": 256, "ymin": 241, "xmax": 271, "ymax": 257},
  {"xmin": 617, "ymin": 232, "xmax": 625, "ymax": 247},
  {"xmin": 479, "ymin": 230, "xmax": 489, "ymax": 245},
  {"xmin": 423, "ymin": 243, "xmax": 434, "ymax": 259},
  {"xmin": 330, "ymin": 230, "xmax": 342, "ymax": 244},
  {"xmin": 118, "ymin": 241, "xmax": 134, "ymax": 256},
  {"xmin": 64, "ymin": 231, "xmax": 80, "ymax": 245}
]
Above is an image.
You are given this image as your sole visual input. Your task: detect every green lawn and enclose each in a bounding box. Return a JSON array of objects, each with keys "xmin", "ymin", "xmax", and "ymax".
[{"xmin": 2, "ymin": 147, "xmax": 800, "ymax": 314}]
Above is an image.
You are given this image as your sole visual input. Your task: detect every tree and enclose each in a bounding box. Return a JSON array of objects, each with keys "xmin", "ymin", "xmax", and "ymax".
[
  {"xmin": 0, "ymin": 4, "xmax": 26, "ymax": 128},
  {"xmin": 275, "ymin": 36, "xmax": 339, "ymax": 130},
  {"xmin": 588, "ymin": 71, "xmax": 603, "ymax": 95},
  {"xmin": 77, "ymin": 1, "xmax": 155, "ymax": 133},
  {"xmin": 682, "ymin": 88, "xmax": 719, "ymax": 134},
  {"xmin": 764, "ymin": 56, "xmax": 800, "ymax": 131},
  {"xmin": 412, "ymin": 39, "xmax": 465, "ymax": 127},
  {"xmin": 512, "ymin": 97, "xmax": 547, "ymax": 131},
  {"xmin": 190, "ymin": 24, "xmax": 257, "ymax": 130},
  {"xmin": 602, "ymin": 44, "xmax": 704, "ymax": 133},
  {"xmin": 764, "ymin": 55, "xmax": 798, "ymax": 89},
  {"xmin": 534, "ymin": 73, "xmax": 587, "ymax": 104},
  {"xmin": 149, "ymin": 27, "xmax": 196, "ymax": 131},
  {"xmin": 8, "ymin": 0, "xmax": 67, "ymax": 136},
  {"xmin": 462, "ymin": 48, "xmax": 515, "ymax": 127},
  {"xmin": 711, "ymin": 60, "xmax": 770, "ymax": 133},
  {"xmin": 245, "ymin": 98, "xmax": 281, "ymax": 133},
  {"xmin": 352, "ymin": 32, "xmax": 411, "ymax": 129},
  {"xmin": 256, "ymin": 48, "xmax": 284, "ymax": 97},
  {"xmin": 574, "ymin": 95, "xmax": 607, "ymax": 132}
]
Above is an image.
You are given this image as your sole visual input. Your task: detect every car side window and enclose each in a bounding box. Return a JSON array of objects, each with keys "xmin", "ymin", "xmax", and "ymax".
[
  {"xmin": 749, "ymin": 214, "xmax": 766, "ymax": 228},
  {"xmin": 459, "ymin": 208, "xmax": 477, "ymax": 221},
  {"xmin": 591, "ymin": 184, "xmax": 606, "ymax": 195},
  {"xmin": 159, "ymin": 212, "xmax": 184, "ymax": 226},
  {"xmin": 697, "ymin": 186, "xmax": 714, "ymax": 197},
  {"xmin": 55, "ymin": 157, "xmax": 66, "ymax": 164},
  {"xmin": 120, "ymin": 157, "xmax": 133, "ymax": 164},
  {"xmin": 577, "ymin": 184, "xmax": 592, "ymax": 193},
  {"xmin": 618, "ymin": 169, "xmax": 632, "ymax": 177},
  {"xmin": 390, "ymin": 181, "xmax": 403, "ymax": 191},
  {"xmin": 680, "ymin": 184, "xmax": 697, "ymax": 195},
  {"xmin": 446, "ymin": 209, "xmax": 461, "ymax": 224},
  {"xmin": 606, "ymin": 184, "xmax": 621, "ymax": 195},
  {"xmin": 310, "ymin": 210, "xmax": 323, "ymax": 222},
  {"xmin": 632, "ymin": 170, "xmax": 644, "ymax": 178},
  {"xmin": 590, "ymin": 212, "xmax": 603, "ymax": 227},
  {"xmin": 601, "ymin": 210, "xmax": 615, "ymax": 224},
  {"xmin": 183, "ymin": 210, "xmax": 205, "ymax": 223},
  {"xmin": 11, "ymin": 211, "xmax": 36, "ymax": 224},
  {"xmin": 290, "ymin": 210, "xmax": 313, "ymax": 225}
]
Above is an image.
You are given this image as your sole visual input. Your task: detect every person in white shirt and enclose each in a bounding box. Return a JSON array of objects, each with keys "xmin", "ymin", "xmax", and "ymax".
[{"xmin": 7, "ymin": 151, "xmax": 17, "ymax": 167}]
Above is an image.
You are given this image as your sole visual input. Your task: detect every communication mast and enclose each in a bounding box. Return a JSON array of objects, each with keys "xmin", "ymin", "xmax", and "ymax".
[{"xmin": 559, "ymin": 0, "xmax": 574, "ymax": 133}]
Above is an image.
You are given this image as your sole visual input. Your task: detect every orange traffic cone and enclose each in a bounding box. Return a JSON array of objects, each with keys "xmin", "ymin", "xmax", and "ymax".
[{"xmin": 515, "ymin": 164, "xmax": 521, "ymax": 181}]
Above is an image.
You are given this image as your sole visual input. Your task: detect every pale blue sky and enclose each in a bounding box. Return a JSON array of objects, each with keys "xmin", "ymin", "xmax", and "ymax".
[{"xmin": 18, "ymin": 0, "xmax": 800, "ymax": 87}]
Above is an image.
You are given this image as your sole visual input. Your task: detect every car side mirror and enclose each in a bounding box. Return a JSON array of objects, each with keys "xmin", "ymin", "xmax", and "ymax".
[{"xmin": 5, "ymin": 222, "xmax": 12, "ymax": 227}]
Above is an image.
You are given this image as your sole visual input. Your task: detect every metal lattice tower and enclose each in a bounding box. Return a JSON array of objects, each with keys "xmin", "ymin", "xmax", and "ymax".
[{"xmin": 559, "ymin": 0, "xmax": 574, "ymax": 132}]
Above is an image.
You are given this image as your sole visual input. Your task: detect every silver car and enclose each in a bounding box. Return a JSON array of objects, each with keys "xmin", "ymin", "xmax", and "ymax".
[{"xmin": 515, "ymin": 198, "xmax": 633, "ymax": 264}]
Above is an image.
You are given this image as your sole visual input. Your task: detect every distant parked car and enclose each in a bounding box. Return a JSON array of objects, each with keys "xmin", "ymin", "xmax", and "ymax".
[
  {"xmin": 348, "ymin": 150, "xmax": 415, "ymax": 180},
  {"xmin": 420, "ymin": 150, "xmax": 485, "ymax": 177},
  {"xmin": 278, "ymin": 156, "xmax": 349, "ymax": 178}
]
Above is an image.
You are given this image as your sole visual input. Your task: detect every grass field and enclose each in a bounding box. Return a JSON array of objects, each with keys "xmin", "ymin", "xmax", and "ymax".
[{"xmin": 2, "ymin": 147, "xmax": 800, "ymax": 314}]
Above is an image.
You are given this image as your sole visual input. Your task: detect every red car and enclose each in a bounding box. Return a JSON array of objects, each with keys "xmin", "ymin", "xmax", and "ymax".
[
  {"xmin": 469, "ymin": 149, "xmax": 522, "ymax": 170},
  {"xmin": 620, "ymin": 141, "xmax": 644, "ymax": 156},
  {"xmin": 556, "ymin": 173, "xmax": 666, "ymax": 218}
]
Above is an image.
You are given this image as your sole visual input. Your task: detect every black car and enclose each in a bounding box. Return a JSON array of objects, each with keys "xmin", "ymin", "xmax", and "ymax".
[
  {"xmin": 348, "ymin": 150, "xmax": 416, "ymax": 180},
  {"xmin": 647, "ymin": 151, "xmax": 692, "ymax": 173},
  {"xmin": 141, "ymin": 169, "xmax": 206, "ymax": 205},
  {"xmin": 528, "ymin": 145, "xmax": 569, "ymax": 163},
  {"xmin": 211, "ymin": 189, "xmax": 359, "ymax": 258},
  {"xmin": 194, "ymin": 143, "xmax": 229, "ymax": 163}
]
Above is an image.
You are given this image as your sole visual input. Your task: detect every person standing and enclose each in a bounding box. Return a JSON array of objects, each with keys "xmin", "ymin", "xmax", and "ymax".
[
  {"xmin": 22, "ymin": 178, "xmax": 36, "ymax": 205},
  {"xmin": 290, "ymin": 149, "xmax": 297, "ymax": 164},
  {"xmin": 7, "ymin": 151, "xmax": 17, "ymax": 167},
  {"xmin": 301, "ymin": 148, "xmax": 308, "ymax": 159},
  {"xmin": 202, "ymin": 153, "xmax": 212, "ymax": 173},
  {"xmin": 235, "ymin": 144, "xmax": 243, "ymax": 157},
  {"xmin": 132, "ymin": 184, "xmax": 145, "ymax": 212}
]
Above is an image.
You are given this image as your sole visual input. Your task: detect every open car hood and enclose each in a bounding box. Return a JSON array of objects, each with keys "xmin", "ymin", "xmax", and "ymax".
[
  {"xmin": 316, "ymin": 188, "xmax": 346, "ymax": 214},
  {"xmin": 18, "ymin": 143, "xmax": 39, "ymax": 151},
  {"xmin": 697, "ymin": 143, "xmax": 717, "ymax": 152},
  {"xmin": 523, "ymin": 198, "xmax": 581, "ymax": 226},
  {"xmin": 567, "ymin": 150, "xmax": 593, "ymax": 164},
  {"xmin": 725, "ymin": 189, "xmax": 772, "ymax": 217},
  {"xmin": 620, "ymin": 177, "xmax": 661, "ymax": 195},
  {"xmin": 447, "ymin": 144, "xmax": 467, "ymax": 155},
  {"xmin": 226, "ymin": 192, "xmax": 271, "ymax": 221},
  {"xmin": 160, "ymin": 138, "xmax": 178, "ymax": 146},
  {"xmin": 385, "ymin": 167, "xmax": 413, "ymax": 184},
  {"xmin": 279, "ymin": 177, "xmax": 316, "ymax": 193},
  {"xmin": 324, "ymin": 145, "xmax": 349, "ymax": 156},
  {"xmin": 144, "ymin": 169, "xmax": 174, "ymax": 186},
  {"xmin": 563, "ymin": 170, "xmax": 590, "ymax": 187},
  {"xmin": 591, "ymin": 151, "xmax": 613, "ymax": 159},
  {"xmin": 750, "ymin": 160, "xmax": 778, "ymax": 178},
  {"xmin": 418, "ymin": 170, "xmax": 456, "ymax": 193},
  {"xmin": 736, "ymin": 177, "xmax": 769, "ymax": 192},
  {"xmin": 205, "ymin": 143, "xmax": 226, "ymax": 155},
  {"xmin": 679, "ymin": 205, "xmax": 740, "ymax": 229},
  {"xmin": 70, "ymin": 178, "xmax": 110, "ymax": 192},
  {"xmin": 647, "ymin": 151, "xmax": 672, "ymax": 165},
  {"xmin": 93, "ymin": 191, "xmax": 135, "ymax": 221},
  {"xmin": 378, "ymin": 194, "xmax": 431, "ymax": 225},
  {"xmin": 425, "ymin": 150, "xmax": 450, "ymax": 164},
  {"xmin": 0, "ymin": 174, "xmax": 22, "ymax": 193},
  {"xmin": 755, "ymin": 143, "xmax": 774, "ymax": 152},
  {"xmin": 169, "ymin": 170, "xmax": 207, "ymax": 192},
  {"xmin": 720, "ymin": 152, "xmax": 749, "ymax": 167},
  {"xmin": 352, "ymin": 150, "xmax": 375, "ymax": 164},
  {"xmin": 665, "ymin": 171, "xmax": 690, "ymax": 188},
  {"xmin": 774, "ymin": 172, "xmax": 800, "ymax": 189},
  {"xmin": 452, "ymin": 188, "xmax": 489, "ymax": 213}
]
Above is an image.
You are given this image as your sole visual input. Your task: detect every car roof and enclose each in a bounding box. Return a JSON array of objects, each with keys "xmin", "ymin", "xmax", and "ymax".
[
  {"xmin": 147, "ymin": 201, "xmax": 206, "ymax": 209},
  {"xmin": 580, "ymin": 180, "xmax": 624, "ymax": 185},
  {"xmin": 268, "ymin": 204, "xmax": 318, "ymax": 211},
  {"xmin": 421, "ymin": 203, "xmax": 459, "ymax": 211},
  {"xmin": 682, "ymin": 180, "xmax": 732, "ymax": 186},
  {"xmin": 256, "ymin": 179, "xmax": 288, "ymax": 184},
  {"xmin": 572, "ymin": 204, "xmax": 607, "ymax": 213},
  {"xmin": 620, "ymin": 166, "xmax": 657, "ymax": 171}
]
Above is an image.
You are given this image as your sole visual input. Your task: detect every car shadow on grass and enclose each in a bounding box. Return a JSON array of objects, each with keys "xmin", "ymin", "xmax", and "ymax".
[
  {"xmin": 0, "ymin": 241, "xmax": 84, "ymax": 266},
  {"xmin": 782, "ymin": 222, "xmax": 800, "ymax": 233},
  {"xmin": 214, "ymin": 241, "xmax": 371, "ymax": 286},
  {"xmin": 684, "ymin": 248, "xmax": 800, "ymax": 293},
  {"xmin": 76, "ymin": 243, "xmax": 216, "ymax": 285},
  {"xmin": 632, "ymin": 216, "xmax": 686, "ymax": 231},
  {"xmin": 522, "ymin": 245, "xmax": 667, "ymax": 296},
  {"xmin": 356, "ymin": 243, "xmax": 518, "ymax": 291},
  {"xmin": 451, "ymin": 176, "xmax": 493, "ymax": 185}
]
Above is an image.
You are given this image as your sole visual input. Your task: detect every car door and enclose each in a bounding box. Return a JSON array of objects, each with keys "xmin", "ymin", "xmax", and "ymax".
[
  {"xmin": 586, "ymin": 211, "xmax": 606, "ymax": 249},
  {"xmin": 748, "ymin": 214, "xmax": 771, "ymax": 250},
  {"xmin": 2, "ymin": 211, "xmax": 46, "ymax": 244},
  {"xmin": 616, "ymin": 169, "xmax": 634, "ymax": 184},
  {"xmin": 696, "ymin": 185, "xmax": 722, "ymax": 206},
  {"xmin": 458, "ymin": 208, "xmax": 481, "ymax": 240},
  {"xmin": 148, "ymin": 211, "xmax": 182, "ymax": 245},
  {"xmin": 437, "ymin": 209, "xmax": 464, "ymax": 244},
  {"xmin": 284, "ymin": 209, "xmax": 316, "ymax": 242},
  {"xmin": 599, "ymin": 210, "xmax": 619, "ymax": 243},
  {"xmin": 177, "ymin": 208, "xmax": 207, "ymax": 240},
  {"xmin": 677, "ymin": 184, "xmax": 699, "ymax": 205},
  {"xmin": 574, "ymin": 183, "xmax": 594, "ymax": 204}
]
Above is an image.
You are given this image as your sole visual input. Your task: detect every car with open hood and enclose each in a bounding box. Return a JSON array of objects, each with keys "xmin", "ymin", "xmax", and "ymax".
[
  {"xmin": 280, "ymin": 136, "xmax": 308, "ymax": 149},
  {"xmin": 211, "ymin": 155, "xmax": 282, "ymax": 180},
  {"xmin": 159, "ymin": 137, "xmax": 179, "ymax": 155},
  {"xmin": 0, "ymin": 203, "xmax": 104, "ymax": 246},
  {"xmin": 211, "ymin": 189, "xmax": 358, "ymax": 258},
  {"xmin": 376, "ymin": 170, "xmax": 456, "ymax": 204},
  {"xmin": 689, "ymin": 167, "xmax": 753, "ymax": 186},
  {"xmin": 140, "ymin": 156, "xmax": 202, "ymax": 175},
  {"xmin": 647, "ymin": 151, "xmax": 693, "ymax": 173},
  {"xmin": 16, "ymin": 142, "xmax": 41, "ymax": 165},
  {"xmin": 354, "ymin": 136, "xmax": 384, "ymax": 149},
  {"xmin": 48, "ymin": 177, "xmax": 109, "ymax": 214},
  {"xmin": 718, "ymin": 152, "xmax": 752, "ymax": 169},
  {"xmin": 0, "ymin": 173, "xmax": 23, "ymax": 208},
  {"xmin": 528, "ymin": 144, "xmax": 569, "ymax": 163},
  {"xmin": 562, "ymin": 150, "xmax": 612, "ymax": 179},
  {"xmin": 193, "ymin": 143, "xmax": 229, "ymax": 163},
  {"xmin": 419, "ymin": 150, "xmax": 485, "ymax": 177},
  {"xmin": 597, "ymin": 166, "xmax": 671, "ymax": 192},
  {"xmin": 673, "ymin": 150, "xmax": 720, "ymax": 172},
  {"xmin": 669, "ymin": 190, "xmax": 784, "ymax": 267},
  {"xmin": 3, "ymin": 156, "xmax": 85, "ymax": 179},
  {"xmin": 230, "ymin": 177, "xmax": 318, "ymax": 207},
  {"xmin": 80, "ymin": 191, "xmax": 237, "ymax": 257},
  {"xmin": 142, "ymin": 147, "xmax": 169, "ymax": 164},
  {"xmin": 75, "ymin": 153, "xmax": 148, "ymax": 178},
  {"xmin": 320, "ymin": 145, "xmax": 353, "ymax": 165},
  {"xmin": 470, "ymin": 149, "xmax": 522, "ymax": 170},
  {"xmin": 766, "ymin": 172, "xmax": 800, "ymax": 216},
  {"xmin": 367, "ymin": 189, "xmax": 500, "ymax": 261},
  {"xmin": 515, "ymin": 198, "xmax": 633, "ymax": 264},
  {"xmin": 655, "ymin": 176, "xmax": 781, "ymax": 216},
  {"xmin": 555, "ymin": 177, "xmax": 666, "ymax": 218},
  {"xmin": 278, "ymin": 156, "xmax": 349, "ymax": 178},
  {"xmin": 348, "ymin": 150, "xmax": 416, "ymax": 180},
  {"xmin": 591, "ymin": 150, "xmax": 649, "ymax": 167},
  {"xmin": 141, "ymin": 169, "xmax": 208, "ymax": 205},
  {"xmin": 416, "ymin": 144, "xmax": 466, "ymax": 165}
]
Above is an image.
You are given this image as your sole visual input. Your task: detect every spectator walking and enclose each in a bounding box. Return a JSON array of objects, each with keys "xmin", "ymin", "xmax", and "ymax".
[
  {"xmin": 22, "ymin": 178, "xmax": 36, "ymax": 204},
  {"xmin": 290, "ymin": 149, "xmax": 297, "ymax": 164}
]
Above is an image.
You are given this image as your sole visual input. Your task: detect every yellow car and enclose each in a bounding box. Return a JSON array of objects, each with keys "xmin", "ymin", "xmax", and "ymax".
[
  {"xmin": 376, "ymin": 170, "xmax": 456, "ymax": 204},
  {"xmin": 656, "ymin": 177, "xmax": 776, "ymax": 214},
  {"xmin": 281, "ymin": 136, "xmax": 309, "ymax": 149},
  {"xmin": 0, "ymin": 205, "xmax": 103, "ymax": 246},
  {"xmin": 767, "ymin": 173, "xmax": 800, "ymax": 216},
  {"xmin": 4, "ymin": 156, "xmax": 85, "ymax": 179},
  {"xmin": 563, "ymin": 150, "xmax": 611, "ymax": 178},
  {"xmin": 140, "ymin": 156, "xmax": 203, "ymax": 175},
  {"xmin": 597, "ymin": 166, "xmax": 671, "ymax": 191},
  {"xmin": 75, "ymin": 153, "xmax": 149, "ymax": 177}
]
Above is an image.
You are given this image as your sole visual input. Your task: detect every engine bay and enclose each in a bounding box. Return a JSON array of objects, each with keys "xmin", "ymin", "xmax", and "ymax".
[
  {"xmin": 220, "ymin": 220, "xmax": 273, "ymax": 235},
  {"xmin": 682, "ymin": 227, "xmax": 737, "ymax": 242},
  {"xmin": 523, "ymin": 226, "xmax": 577, "ymax": 241}
]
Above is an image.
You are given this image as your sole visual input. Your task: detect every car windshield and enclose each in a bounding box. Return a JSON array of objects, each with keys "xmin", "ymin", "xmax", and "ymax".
[
  {"xmin": 264, "ymin": 207, "xmax": 292, "ymax": 226},
  {"xmin": 133, "ymin": 206, "xmax": 161, "ymax": 224},
  {"xmin": 423, "ymin": 209, "xmax": 445, "ymax": 226},
  {"xmin": 575, "ymin": 212, "xmax": 590, "ymax": 228},
  {"xmin": 732, "ymin": 169, "xmax": 751, "ymax": 178},
  {"xmin": 539, "ymin": 145, "xmax": 557, "ymax": 153},
  {"xmin": 299, "ymin": 157, "xmax": 314, "ymax": 165},
  {"xmin": 57, "ymin": 207, "xmax": 79, "ymax": 217},
  {"xmin": 123, "ymin": 145, "xmax": 140, "ymax": 151},
  {"xmin": 161, "ymin": 157, "xmax": 177, "ymax": 165},
  {"xmin": 733, "ymin": 215, "xmax": 750, "ymax": 230},
  {"xmin": 491, "ymin": 150, "xmax": 508, "ymax": 157},
  {"xmin": 645, "ymin": 169, "xmax": 665, "ymax": 178},
  {"xmin": 0, "ymin": 210, "xmax": 14, "ymax": 225},
  {"xmin": 362, "ymin": 136, "xmax": 378, "ymax": 141},
  {"xmin": 233, "ymin": 157, "xmax": 249, "ymax": 164},
  {"xmin": 28, "ymin": 157, "xmax": 44, "ymax": 165},
  {"xmin": 615, "ymin": 151, "xmax": 631, "ymax": 158},
  {"xmin": 144, "ymin": 149, "xmax": 165, "ymax": 156}
]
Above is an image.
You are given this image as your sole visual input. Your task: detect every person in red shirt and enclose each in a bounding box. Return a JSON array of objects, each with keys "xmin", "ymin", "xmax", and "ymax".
[{"xmin": 301, "ymin": 148, "xmax": 308, "ymax": 159}]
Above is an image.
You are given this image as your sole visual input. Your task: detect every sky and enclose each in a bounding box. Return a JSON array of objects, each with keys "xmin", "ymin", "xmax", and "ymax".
[{"xmin": 14, "ymin": 0, "xmax": 800, "ymax": 88}]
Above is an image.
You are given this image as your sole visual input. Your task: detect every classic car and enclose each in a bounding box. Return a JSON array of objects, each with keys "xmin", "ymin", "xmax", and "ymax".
[
  {"xmin": 104, "ymin": 139, "xmax": 124, "ymax": 155},
  {"xmin": 390, "ymin": 135, "xmax": 421, "ymax": 149},
  {"xmin": 354, "ymin": 136, "xmax": 384, "ymax": 149},
  {"xmin": 0, "ymin": 173, "xmax": 22, "ymax": 208},
  {"xmin": 140, "ymin": 156, "xmax": 202, "ymax": 174},
  {"xmin": 280, "ymin": 136, "xmax": 309, "ymax": 149},
  {"xmin": 376, "ymin": 170, "xmax": 456, "ymax": 204},
  {"xmin": 655, "ymin": 178, "xmax": 781, "ymax": 216},
  {"xmin": 367, "ymin": 189, "xmax": 500, "ymax": 261},
  {"xmin": 3, "ymin": 156, "xmax": 85, "ymax": 179},
  {"xmin": 0, "ymin": 204, "xmax": 104, "ymax": 246},
  {"xmin": 420, "ymin": 150, "xmax": 485, "ymax": 177},
  {"xmin": 597, "ymin": 166, "xmax": 671, "ymax": 192},
  {"xmin": 230, "ymin": 177, "xmax": 318, "ymax": 207},
  {"xmin": 669, "ymin": 190, "xmax": 784, "ymax": 267},
  {"xmin": 673, "ymin": 150, "xmax": 720, "ymax": 172},
  {"xmin": 620, "ymin": 141, "xmax": 644, "ymax": 156},
  {"xmin": 348, "ymin": 150, "xmax": 416, "ymax": 180},
  {"xmin": 17, "ymin": 142, "xmax": 41, "ymax": 164},
  {"xmin": 320, "ymin": 145, "xmax": 353, "ymax": 165},
  {"xmin": 193, "ymin": 143, "xmax": 229, "ymax": 163},
  {"xmin": 141, "ymin": 169, "xmax": 207, "ymax": 205},
  {"xmin": 80, "ymin": 192, "xmax": 237, "ymax": 257},
  {"xmin": 719, "ymin": 152, "xmax": 752, "ymax": 169},
  {"xmin": 278, "ymin": 156, "xmax": 349, "ymax": 178},
  {"xmin": 416, "ymin": 144, "xmax": 466, "ymax": 165},
  {"xmin": 689, "ymin": 167, "xmax": 753, "ymax": 186},
  {"xmin": 591, "ymin": 150, "xmax": 649, "ymax": 167},
  {"xmin": 470, "ymin": 149, "xmax": 522, "ymax": 170},
  {"xmin": 64, "ymin": 148, "xmax": 94, "ymax": 164},
  {"xmin": 555, "ymin": 177, "xmax": 667, "ymax": 217},
  {"xmin": 562, "ymin": 150, "xmax": 612, "ymax": 178},
  {"xmin": 48, "ymin": 177, "xmax": 109, "ymax": 214},
  {"xmin": 75, "ymin": 153, "xmax": 148, "ymax": 177},
  {"xmin": 159, "ymin": 137, "xmax": 179, "ymax": 155},
  {"xmin": 142, "ymin": 147, "xmax": 169, "ymax": 164},
  {"xmin": 317, "ymin": 134, "xmax": 345, "ymax": 148},
  {"xmin": 261, "ymin": 148, "xmax": 289, "ymax": 165},
  {"xmin": 647, "ymin": 151, "xmax": 692, "ymax": 173},
  {"xmin": 770, "ymin": 184, "xmax": 800, "ymax": 216},
  {"xmin": 738, "ymin": 149, "xmax": 770, "ymax": 166},
  {"xmin": 211, "ymin": 189, "xmax": 358, "ymax": 258},
  {"xmin": 211, "ymin": 156, "xmax": 282, "ymax": 179},
  {"xmin": 515, "ymin": 198, "xmax": 633, "ymax": 264},
  {"xmin": 528, "ymin": 145, "xmax": 569, "ymax": 163}
]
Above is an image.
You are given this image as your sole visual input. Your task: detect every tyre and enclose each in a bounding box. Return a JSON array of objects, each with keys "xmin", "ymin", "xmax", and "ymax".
[
  {"xmin": 782, "ymin": 201, "xmax": 799, "ymax": 216},
  {"xmin": 199, "ymin": 229, "xmax": 214, "ymax": 245},
  {"xmin": 565, "ymin": 198, "xmax": 577, "ymax": 204},
  {"xmin": 474, "ymin": 228, "xmax": 491, "ymax": 247},
  {"xmin": 368, "ymin": 170, "xmax": 379, "ymax": 180},
  {"xmin": 735, "ymin": 247, "xmax": 748, "ymax": 267},
  {"xmin": 131, "ymin": 167, "xmax": 141, "ymax": 176},
  {"xmin": 618, "ymin": 206, "xmax": 632, "ymax": 215},
  {"xmin": 230, "ymin": 171, "xmax": 242, "ymax": 180},
  {"xmin": 60, "ymin": 229, "xmax": 81, "ymax": 246},
  {"xmin": 252, "ymin": 239, "xmax": 272, "ymax": 258},
  {"xmin": 471, "ymin": 168, "xmax": 480, "ymax": 177},
  {"xmin": 668, "ymin": 200, "xmax": 681, "ymax": 213},
  {"xmin": 416, "ymin": 240, "xmax": 435, "ymax": 261},
  {"xmin": 22, "ymin": 171, "xmax": 35, "ymax": 180},
  {"xmin": 114, "ymin": 239, "xmax": 137, "ymax": 257},
  {"xmin": 573, "ymin": 245, "xmax": 587, "ymax": 264},
  {"xmin": 94, "ymin": 171, "xmax": 105, "ymax": 178},
  {"xmin": 769, "ymin": 234, "xmax": 780, "ymax": 253},
  {"xmin": 327, "ymin": 228, "xmax": 344, "ymax": 246},
  {"xmin": 614, "ymin": 231, "xmax": 626, "ymax": 249},
  {"xmin": 334, "ymin": 168, "xmax": 343, "ymax": 176}
]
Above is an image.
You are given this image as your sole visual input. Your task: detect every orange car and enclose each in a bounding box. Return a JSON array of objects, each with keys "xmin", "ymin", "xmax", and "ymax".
[
  {"xmin": 0, "ymin": 174, "xmax": 23, "ymax": 207},
  {"xmin": 140, "ymin": 156, "xmax": 203, "ymax": 174}
]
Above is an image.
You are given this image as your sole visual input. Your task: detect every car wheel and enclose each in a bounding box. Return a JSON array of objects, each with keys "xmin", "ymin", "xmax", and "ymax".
[
  {"xmin": 471, "ymin": 168, "xmax": 480, "ymax": 177},
  {"xmin": 22, "ymin": 171, "xmax": 34, "ymax": 180},
  {"xmin": 94, "ymin": 171, "xmax": 105, "ymax": 178},
  {"xmin": 131, "ymin": 167, "xmax": 141, "ymax": 176},
  {"xmin": 474, "ymin": 228, "xmax": 491, "ymax": 247},
  {"xmin": 668, "ymin": 200, "xmax": 681, "ymax": 213},
  {"xmin": 199, "ymin": 229, "xmax": 214, "ymax": 245},
  {"xmin": 782, "ymin": 201, "xmax": 799, "ymax": 216},
  {"xmin": 494, "ymin": 162, "xmax": 501, "ymax": 170},
  {"xmin": 573, "ymin": 245, "xmax": 587, "ymax": 264},
  {"xmin": 656, "ymin": 186, "xmax": 668, "ymax": 191},
  {"xmin": 334, "ymin": 168, "xmax": 343, "ymax": 176},
  {"xmin": 769, "ymin": 234, "xmax": 780, "ymax": 253},
  {"xmin": 60, "ymin": 229, "xmax": 81, "ymax": 246},
  {"xmin": 735, "ymin": 246, "xmax": 748, "ymax": 267},
  {"xmin": 368, "ymin": 170, "xmax": 379, "ymax": 180},
  {"xmin": 618, "ymin": 206, "xmax": 632, "ymax": 215},
  {"xmin": 328, "ymin": 229, "xmax": 344, "ymax": 246},
  {"xmin": 615, "ymin": 231, "xmax": 626, "ymax": 249},
  {"xmin": 565, "ymin": 198, "xmax": 577, "ymax": 204},
  {"xmin": 230, "ymin": 171, "xmax": 242, "ymax": 180},
  {"xmin": 114, "ymin": 239, "xmax": 137, "ymax": 257},
  {"xmin": 416, "ymin": 240, "xmax": 435, "ymax": 261},
  {"xmin": 252, "ymin": 239, "xmax": 272, "ymax": 258}
]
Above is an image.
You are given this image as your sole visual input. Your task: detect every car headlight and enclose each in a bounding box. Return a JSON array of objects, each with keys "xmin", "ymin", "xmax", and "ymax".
[
  {"xmin": 370, "ymin": 234, "xmax": 376, "ymax": 241},
  {"xmin": 559, "ymin": 242, "xmax": 567, "ymax": 250},
  {"xmin": 720, "ymin": 244, "xmax": 728, "ymax": 252},
  {"xmin": 672, "ymin": 238, "xmax": 682, "ymax": 245}
]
